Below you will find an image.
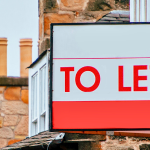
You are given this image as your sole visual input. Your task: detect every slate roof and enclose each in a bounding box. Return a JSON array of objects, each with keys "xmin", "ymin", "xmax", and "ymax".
[
  {"xmin": 97, "ymin": 10, "xmax": 130, "ymax": 22},
  {"xmin": 2, "ymin": 131, "xmax": 65, "ymax": 150}
]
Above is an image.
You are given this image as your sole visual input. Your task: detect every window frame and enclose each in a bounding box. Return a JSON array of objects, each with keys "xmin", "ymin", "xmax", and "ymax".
[
  {"xmin": 29, "ymin": 52, "xmax": 49, "ymax": 137},
  {"xmin": 130, "ymin": 0, "xmax": 149, "ymax": 22}
]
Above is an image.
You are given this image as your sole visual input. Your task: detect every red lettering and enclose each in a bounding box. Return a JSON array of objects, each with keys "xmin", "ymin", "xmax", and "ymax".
[
  {"xmin": 134, "ymin": 65, "xmax": 147, "ymax": 91},
  {"xmin": 60, "ymin": 67, "xmax": 74, "ymax": 92},
  {"xmin": 75, "ymin": 66, "xmax": 100, "ymax": 92},
  {"xmin": 118, "ymin": 66, "xmax": 131, "ymax": 91}
]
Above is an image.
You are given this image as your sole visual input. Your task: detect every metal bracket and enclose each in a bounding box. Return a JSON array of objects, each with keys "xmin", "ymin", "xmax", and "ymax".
[
  {"xmin": 106, "ymin": 131, "xmax": 114, "ymax": 136},
  {"xmin": 53, "ymin": 133, "xmax": 65, "ymax": 144}
]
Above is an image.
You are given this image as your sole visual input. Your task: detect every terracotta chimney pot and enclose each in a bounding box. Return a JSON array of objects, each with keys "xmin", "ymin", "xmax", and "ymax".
[
  {"xmin": 0, "ymin": 38, "xmax": 7, "ymax": 76},
  {"xmin": 20, "ymin": 39, "xmax": 32, "ymax": 77}
]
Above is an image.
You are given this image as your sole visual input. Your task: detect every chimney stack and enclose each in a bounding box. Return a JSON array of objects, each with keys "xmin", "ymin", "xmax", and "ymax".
[
  {"xmin": 20, "ymin": 39, "xmax": 32, "ymax": 77},
  {"xmin": 0, "ymin": 38, "xmax": 7, "ymax": 76}
]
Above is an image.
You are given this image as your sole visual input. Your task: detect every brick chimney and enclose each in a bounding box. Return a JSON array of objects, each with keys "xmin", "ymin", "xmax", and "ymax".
[
  {"xmin": 20, "ymin": 39, "xmax": 32, "ymax": 77},
  {"xmin": 0, "ymin": 38, "xmax": 7, "ymax": 76}
]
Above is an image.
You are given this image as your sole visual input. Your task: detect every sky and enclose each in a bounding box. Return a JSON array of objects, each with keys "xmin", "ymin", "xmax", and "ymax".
[{"xmin": 0, "ymin": 0, "xmax": 38, "ymax": 77}]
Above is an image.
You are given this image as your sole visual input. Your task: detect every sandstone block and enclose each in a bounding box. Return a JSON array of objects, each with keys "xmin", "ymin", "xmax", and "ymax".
[
  {"xmin": 15, "ymin": 135, "xmax": 26, "ymax": 139},
  {"xmin": 44, "ymin": 13, "xmax": 74, "ymax": 35},
  {"xmin": 4, "ymin": 87, "xmax": 21, "ymax": 100},
  {"xmin": 60, "ymin": 0, "xmax": 87, "ymax": 11},
  {"xmin": 87, "ymin": 0, "xmax": 115, "ymax": 11},
  {"xmin": 44, "ymin": 0, "xmax": 57, "ymax": 12},
  {"xmin": 21, "ymin": 90, "xmax": 28, "ymax": 104},
  {"xmin": 91, "ymin": 141, "xmax": 101, "ymax": 149},
  {"xmin": 8, "ymin": 139, "xmax": 22, "ymax": 145},
  {"xmin": 140, "ymin": 144, "xmax": 150, "ymax": 150},
  {"xmin": 21, "ymin": 86, "xmax": 28, "ymax": 90},
  {"xmin": 0, "ymin": 86, "xmax": 6, "ymax": 94},
  {"xmin": 10, "ymin": 126, "xmax": 15, "ymax": 130},
  {"xmin": 0, "ymin": 94, "xmax": 4, "ymax": 101},
  {"xmin": 1, "ymin": 101, "xmax": 28, "ymax": 115},
  {"xmin": 0, "ymin": 101, "xmax": 2, "ymax": 109},
  {"xmin": 0, "ymin": 117, "xmax": 3, "ymax": 128},
  {"xmin": 0, "ymin": 127, "xmax": 13, "ymax": 138},
  {"xmin": 4, "ymin": 115, "xmax": 18, "ymax": 126},
  {"xmin": 0, "ymin": 139, "xmax": 7, "ymax": 148},
  {"xmin": 39, "ymin": 15, "xmax": 43, "ymax": 40},
  {"xmin": 15, "ymin": 116, "xmax": 28, "ymax": 136}
]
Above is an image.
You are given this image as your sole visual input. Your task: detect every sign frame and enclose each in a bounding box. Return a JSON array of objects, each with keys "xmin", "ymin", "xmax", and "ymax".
[{"xmin": 49, "ymin": 22, "xmax": 150, "ymax": 132}]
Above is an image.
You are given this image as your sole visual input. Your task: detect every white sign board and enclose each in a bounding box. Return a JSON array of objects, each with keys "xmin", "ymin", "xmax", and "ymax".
[{"xmin": 50, "ymin": 23, "xmax": 150, "ymax": 130}]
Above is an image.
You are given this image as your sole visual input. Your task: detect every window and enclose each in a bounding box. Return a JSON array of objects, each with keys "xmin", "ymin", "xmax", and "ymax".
[
  {"xmin": 39, "ymin": 65, "xmax": 46, "ymax": 132},
  {"xmin": 31, "ymin": 73, "xmax": 38, "ymax": 135},
  {"xmin": 29, "ymin": 51, "xmax": 49, "ymax": 137},
  {"xmin": 130, "ymin": 0, "xmax": 149, "ymax": 22}
]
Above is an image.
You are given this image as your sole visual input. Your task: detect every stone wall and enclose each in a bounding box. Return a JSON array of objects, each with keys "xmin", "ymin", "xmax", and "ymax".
[
  {"xmin": 38, "ymin": 0, "xmax": 129, "ymax": 54},
  {"xmin": 0, "ymin": 77, "xmax": 28, "ymax": 148},
  {"xmin": 61, "ymin": 131, "xmax": 150, "ymax": 150},
  {"xmin": 101, "ymin": 135, "xmax": 150, "ymax": 150}
]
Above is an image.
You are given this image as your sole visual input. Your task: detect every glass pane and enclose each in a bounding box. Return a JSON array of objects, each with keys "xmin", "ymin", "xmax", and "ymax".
[
  {"xmin": 40, "ymin": 65, "xmax": 46, "ymax": 114},
  {"xmin": 31, "ymin": 73, "xmax": 38, "ymax": 120}
]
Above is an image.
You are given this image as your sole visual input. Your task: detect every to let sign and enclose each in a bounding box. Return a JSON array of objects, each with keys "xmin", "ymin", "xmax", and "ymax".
[{"xmin": 50, "ymin": 23, "xmax": 150, "ymax": 131}]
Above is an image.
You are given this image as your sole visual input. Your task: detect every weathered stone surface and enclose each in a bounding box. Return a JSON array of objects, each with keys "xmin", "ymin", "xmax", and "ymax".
[
  {"xmin": 109, "ymin": 136, "xmax": 126, "ymax": 140},
  {"xmin": 0, "ymin": 127, "xmax": 13, "ymax": 138},
  {"xmin": 15, "ymin": 135, "xmax": 26, "ymax": 139},
  {"xmin": 39, "ymin": 38, "xmax": 50, "ymax": 55},
  {"xmin": 21, "ymin": 90, "xmax": 28, "ymax": 104},
  {"xmin": 0, "ymin": 101, "xmax": 2, "ymax": 109},
  {"xmin": 73, "ymin": 11, "xmax": 109, "ymax": 22},
  {"xmin": 91, "ymin": 141, "xmax": 101, "ymax": 150},
  {"xmin": 0, "ymin": 117, "xmax": 3, "ymax": 128},
  {"xmin": 103, "ymin": 146, "xmax": 134, "ymax": 150},
  {"xmin": 4, "ymin": 115, "xmax": 18, "ymax": 126},
  {"xmin": 8, "ymin": 139, "xmax": 22, "ymax": 145},
  {"xmin": 14, "ymin": 116, "xmax": 28, "ymax": 136},
  {"xmin": 65, "ymin": 133, "xmax": 106, "ymax": 141},
  {"xmin": 4, "ymin": 87, "xmax": 21, "ymax": 100},
  {"xmin": 87, "ymin": 0, "xmax": 115, "ymax": 11},
  {"xmin": 1, "ymin": 101, "xmax": 28, "ymax": 115},
  {"xmin": 21, "ymin": 86, "xmax": 28, "ymax": 90},
  {"xmin": 87, "ymin": 0, "xmax": 129, "ymax": 11},
  {"xmin": 78, "ymin": 142, "xmax": 91, "ymax": 150},
  {"xmin": 0, "ymin": 94, "xmax": 4, "ymax": 101},
  {"xmin": 0, "ymin": 86, "xmax": 6, "ymax": 94},
  {"xmin": 10, "ymin": 126, "xmax": 15, "ymax": 130},
  {"xmin": 44, "ymin": 0, "xmax": 57, "ymax": 12},
  {"xmin": 0, "ymin": 77, "xmax": 28, "ymax": 86},
  {"xmin": 0, "ymin": 139, "xmax": 7, "ymax": 148},
  {"xmin": 44, "ymin": 13, "xmax": 74, "ymax": 35},
  {"xmin": 140, "ymin": 144, "xmax": 150, "ymax": 150},
  {"xmin": 115, "ymin": 0, "xmax": 129, "ymax": 9},
  {"xmin": 39, "ymin": 16, "xmax": 43, "ymax": 40},
  {"xmin": 60, "ymin": 0, "xmax": 87, "ymax": 11}
]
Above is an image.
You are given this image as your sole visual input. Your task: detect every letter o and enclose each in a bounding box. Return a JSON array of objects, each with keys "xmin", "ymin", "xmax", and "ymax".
[{"xmin": 75, "ymin": 66, "xmax": 100, "ymax": 92}]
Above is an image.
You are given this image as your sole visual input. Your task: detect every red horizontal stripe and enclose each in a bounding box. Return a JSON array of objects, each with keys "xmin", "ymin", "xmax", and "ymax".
[
  {"xmin": 53, "ymin": 57, "xmax": 150, "ymax": 60},
  {"xmin": 52, "ymin": 101, "xmax": 150, "ymax": 129}
]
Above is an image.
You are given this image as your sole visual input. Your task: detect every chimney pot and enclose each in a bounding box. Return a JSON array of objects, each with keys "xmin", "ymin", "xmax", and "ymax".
[
  {"xmin": 0, "ymin": 38, "xmax": 7, "ymax": 76},
  {"xmin": 20, "ymin": 38, "xmax": 32, "ymax": 77}
]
